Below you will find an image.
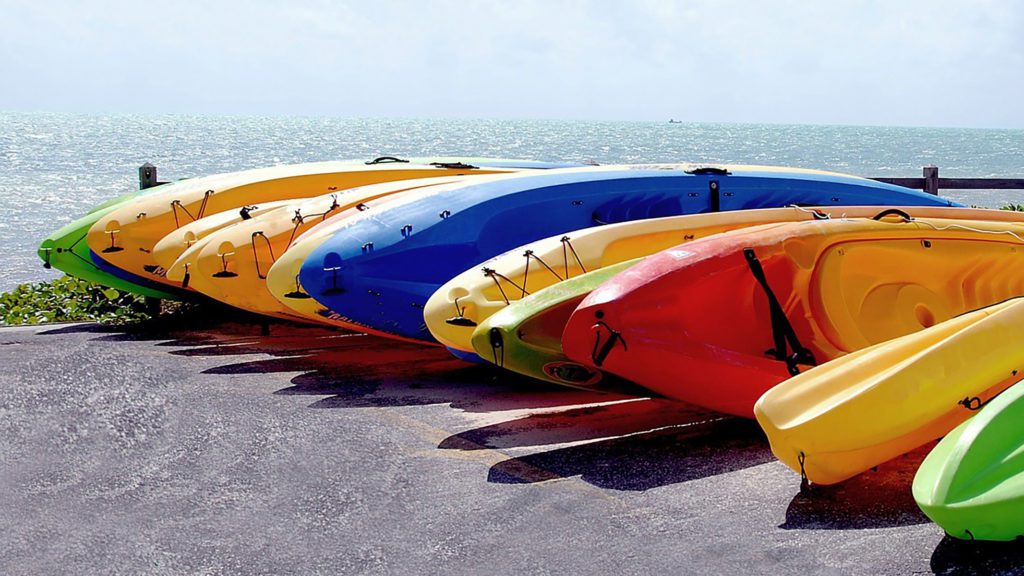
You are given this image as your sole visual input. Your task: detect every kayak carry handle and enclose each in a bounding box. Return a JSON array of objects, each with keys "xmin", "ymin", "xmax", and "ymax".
[
  {"xmin": 430, "ymin": 162, "xmax": 479, "ymax": 170},
  {"xmin": 365, "ymin": 156, "xmax": 409, "ymax": 165},
  {"xmin": 685, "ymin": 167, "xmax": 731, "ymax": 176},
  {"xmin": 872, "ymin": 208, "xmax": 913, "ymax": 222}
]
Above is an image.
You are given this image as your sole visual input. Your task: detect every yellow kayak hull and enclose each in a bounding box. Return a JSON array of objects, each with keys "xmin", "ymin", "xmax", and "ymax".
[
  {"xmin": 755, "ymin": 298, "xmax": 1024, "ymax": 485},
  {"xmin": 151, "ymin": 200, "xmax": 293, "ymax": 272},
  {"xmin": 167, "ymin": 176, "xmax": 477, "ymax": 323},
  {"xmin": 88, "ymin": 162, "xmax": 521, "ymax": 287}
]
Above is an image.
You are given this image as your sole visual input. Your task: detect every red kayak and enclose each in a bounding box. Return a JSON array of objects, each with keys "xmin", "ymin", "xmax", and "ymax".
[{"xmin": 560, "ymin": 214, "xmax": 1024, "ymax": 417}]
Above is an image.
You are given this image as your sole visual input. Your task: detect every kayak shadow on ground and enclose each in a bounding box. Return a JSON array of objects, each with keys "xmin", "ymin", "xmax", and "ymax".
[
  {"xmin": 41, "ymin": 318, "xmax": 270, "ymax": 346},
  {"xmin": 278, "ymin": 358, "xmax": 627, "ymax": 412},
  {"xmin": 779, "ymin": 445, "xmax": 933, "ymax": 530},
  {"xmin": 108, "ymin": 321, "xmax": 634, "ymax": 413},
  {"xmin": 437, "ymin": 398, "xmax": 712, "ymax": 451},
  {"xmin": 38, "ymin": 322, "xmax": 123, "ymax": 336},
  {"xmin": 36, "ymin": 320, "xmax": 775, "ymax": 492},
  {"xmin": 484, "ymin": 416, "xmax": 773, "ymax": 491},
  {"xmin": 930, "ymin": 536, "xmax": 1024, "ymax": 575}
]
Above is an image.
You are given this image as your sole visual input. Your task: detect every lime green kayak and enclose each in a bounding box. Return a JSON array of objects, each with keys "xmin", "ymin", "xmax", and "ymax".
[
  {"xmin": 470, "ymin": 259, "xmax": 640, "ymax": 391},
  {"xmin": 38, "ymin": 184, "xmax": 182, "ymax": 299},
  {"xmin": 914, "ymin": 373, "xmax": 1024, "ymax": 541}
]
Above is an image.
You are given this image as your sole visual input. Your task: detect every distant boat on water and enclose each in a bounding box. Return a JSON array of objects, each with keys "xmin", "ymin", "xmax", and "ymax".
[{"xmin": 668, "ymin": 119, "xmax": 683, "ymax": 123}]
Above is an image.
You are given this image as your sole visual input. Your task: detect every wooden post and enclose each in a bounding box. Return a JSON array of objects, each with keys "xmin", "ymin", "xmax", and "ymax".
[
  {"xmin": 143, "ymin": 296, "xmax": 162, "ymax": 317},
  {"xmin": 140, "ymin": 165, "xmax": 163, "ymax": 314},
  {"xmin": 139, "ymin": 163, "xmax": 158, "ymax": 190},
  {"xmin": 923, "ymin": 166, "xmax": 939, "ymax": 195}
]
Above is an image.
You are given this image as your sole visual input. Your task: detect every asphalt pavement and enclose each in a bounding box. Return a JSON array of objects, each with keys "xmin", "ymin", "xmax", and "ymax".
[{"xmin": 2, "ymin": 320, "xmax": 1023, "ymax": 575}]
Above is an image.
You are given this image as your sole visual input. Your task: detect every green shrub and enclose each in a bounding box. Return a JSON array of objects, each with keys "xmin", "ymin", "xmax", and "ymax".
[
  {"xmin": 0, "ymin": 276, "xmax": 151, "ymax": 326},
  {"xmin": 1001, "ymin": 204, "xmax": 1024, "ymax": 212}
]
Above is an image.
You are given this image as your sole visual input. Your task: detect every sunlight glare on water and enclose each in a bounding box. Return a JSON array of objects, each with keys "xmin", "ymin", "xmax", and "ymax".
[{"xmin": 2, "ymin": 112, "xmax": 1023, "ymax": 290}]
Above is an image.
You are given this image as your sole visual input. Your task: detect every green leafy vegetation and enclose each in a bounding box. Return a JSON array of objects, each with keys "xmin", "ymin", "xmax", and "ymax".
[
  {"xmin": 0, "ymin": 276, "xmax": 152, "ymax": 326},
  {"xmin": 1001, "ymin": 204, "xmax": 1024, "ymax": 212}
]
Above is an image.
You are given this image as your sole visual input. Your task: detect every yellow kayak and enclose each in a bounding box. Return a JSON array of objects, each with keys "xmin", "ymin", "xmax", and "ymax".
[
  {"xmin": 165, "ymin": 176, "xmax": 478, "ymax": 322},
  {"xmin": 755, "ymin": 298, "xmax": 1024, "ymax": 486},
  {"xmin": 151, "ymin": 200, "xmax": 293, "ymax": 272},
  {"xmin": 425, "ymin": 206, "xmax": 1024, "ymax": 354},
  {"xmin": 87, "ymin": 160, "xmax": 526, "ymax": 287}
]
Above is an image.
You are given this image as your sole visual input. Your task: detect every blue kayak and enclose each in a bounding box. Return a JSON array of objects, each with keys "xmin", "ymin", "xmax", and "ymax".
[{"xmin": 298, "ymin": 164, "xmax": 961, "ymax": 343}]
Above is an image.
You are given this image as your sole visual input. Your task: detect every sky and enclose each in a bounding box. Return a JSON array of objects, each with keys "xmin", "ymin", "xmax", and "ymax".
[{"xmin": 1, "ymin": 0, "xmax": 1022, "ymax": 128}]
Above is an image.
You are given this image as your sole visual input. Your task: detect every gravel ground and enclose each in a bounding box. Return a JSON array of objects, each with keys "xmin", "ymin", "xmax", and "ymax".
[{"xmin": 1, "ymin": 321, "xmax": 1022, "ymax": 576}]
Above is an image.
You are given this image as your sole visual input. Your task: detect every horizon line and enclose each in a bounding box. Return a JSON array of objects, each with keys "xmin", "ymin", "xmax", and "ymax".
[{"xmin": 2, "ymin": 109, "xmax": 1022, "ymax": 133}]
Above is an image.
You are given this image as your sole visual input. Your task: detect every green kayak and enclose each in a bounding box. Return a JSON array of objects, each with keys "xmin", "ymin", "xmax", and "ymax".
[
  {"xmin": 470, "ymin": 259, "xmax": 641, "ymax": 391},
  {"xmin": 914, "ymin": 377, "xmax": 1024, "ymax": 541},
  {"xmin": 38, "ymin": 184, "xmax": 182, "ymax": 299}
]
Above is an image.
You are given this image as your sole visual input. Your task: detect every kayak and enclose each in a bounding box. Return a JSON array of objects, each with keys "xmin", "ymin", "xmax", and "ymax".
[
  {"xmin": 562, "ymin": 214, "xmax": 1024, "ymax": 417},
  {"xmin": 167, "ymin": 176, "xmax": 477, "ymax": 321},
  {"xmin": 262, "ymin": 180, "xmax": 486, "ymax": 329},
  {"xmin": 85, "ymin": 158, "xmax": 554, "ymax": 289},
  {"xmin": 470, "ymin": 206, "xmax": 1024, "ymax": 388},
  {"xmin": 472, "ymin": 260, "xmax": 641, "ymax": 390},
  {"xmin": 426, "ymin": 205, "xmax": 1001, "ymax": 357},
  {"xmin": 755, "ymin": 298, "xmax": 1024, "ymax": 487},
  {"xmin": 914, "ymin": 351, "xmax": 1024, "ymax": 541},
  {"xmin": 299, "ymin": 164, "xmax": 958, "ymax": 343},
  {"xmin": 149, "ymin": 158, "xmax": 580, "ymax": 274},
  {"xmin": 151, "ymin": 200, "xmax": 294, "ymax": 271},
  {"xmin": 37, "ymin": 183, "xmax": 182, "ymax": 299}
]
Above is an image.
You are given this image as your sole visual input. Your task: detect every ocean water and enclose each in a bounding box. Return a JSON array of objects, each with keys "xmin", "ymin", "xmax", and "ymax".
[{"xmin": 2, "ymin": 111, "xmax": 1023, "ymax": 291}]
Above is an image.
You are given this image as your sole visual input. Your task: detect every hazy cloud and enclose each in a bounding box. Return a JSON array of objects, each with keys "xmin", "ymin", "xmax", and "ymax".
[{"xmin": 0, "ymin": 0, "xmax": 1020, "ymax": 127}]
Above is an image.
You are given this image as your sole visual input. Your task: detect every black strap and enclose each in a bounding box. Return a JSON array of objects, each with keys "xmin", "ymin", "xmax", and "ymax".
[
  {"xmin": 488, "ymin": 328, "xmax": 505, "ymax": 367},
  {"xmin": 709, "ymin": 180, "xmax": 720, "ymax": 212},
  {"xmin": 591, "ymin": 319, "xmax": 627, "ymax": 367},
  {"xmin": 743, "ymin": 248, "xmax": 815, "ymax": 375}
]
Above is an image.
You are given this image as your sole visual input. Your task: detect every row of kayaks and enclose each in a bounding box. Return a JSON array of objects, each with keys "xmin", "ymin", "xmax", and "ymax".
[{"xmin": 38, "ymin": 156, "xmax": 1024, "ymax": 540}]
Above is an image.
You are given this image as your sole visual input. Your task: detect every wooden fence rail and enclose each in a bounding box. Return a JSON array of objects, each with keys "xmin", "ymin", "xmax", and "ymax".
[
  {"xmin": 871, "ymin": 166, "xmax": 1024, "ymax": 195},
  {"xmin": 138, "ymin": 163, "xmax": 1024, "ymax": 195}
]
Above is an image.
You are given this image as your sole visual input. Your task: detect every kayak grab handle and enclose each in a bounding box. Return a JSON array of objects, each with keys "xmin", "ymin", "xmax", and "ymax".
[
  {"xmin": 365, "ymin": 156, "xmax": 409, "ymax": 164},
  {"xmin": 685, "ymin": 167, "xmax": 731, "ymax": 176},
  {"xmin": 872, "ymin": 208, "xmax": 913, "ymax": 221},
  {"xmin": 430, "ymin": 162, "xmax": 478, "ymax": 170}
]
